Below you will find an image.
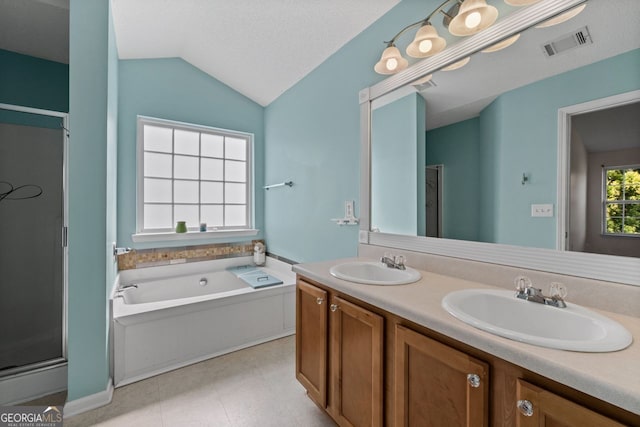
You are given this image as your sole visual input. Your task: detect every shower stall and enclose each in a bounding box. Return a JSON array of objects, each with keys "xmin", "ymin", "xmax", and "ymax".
[{"xmin": 0, "ymin": 104, "xmax": 68, "ymax": 404}]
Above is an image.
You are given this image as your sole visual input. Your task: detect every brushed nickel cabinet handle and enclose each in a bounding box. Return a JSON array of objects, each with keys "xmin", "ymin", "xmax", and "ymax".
[
  {"xmin": 330, "ymin": 304, "xmax": 338, "ymax": 312},
  {"xmin": 316, "ymin": 297, "xmax": 324, "ymax": 305}
]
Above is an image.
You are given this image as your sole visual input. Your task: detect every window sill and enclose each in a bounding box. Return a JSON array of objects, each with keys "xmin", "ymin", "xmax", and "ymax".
[
  {"xmin": 601, "ymin": 233, "xmax": 640, "ymax": 239},
  {"xmin": 132, "ymin": 229, "xmax": 259, "ymax": 243}
]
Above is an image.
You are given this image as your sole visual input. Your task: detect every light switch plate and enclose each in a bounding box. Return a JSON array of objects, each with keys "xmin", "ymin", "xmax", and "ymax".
[{"xmin": 531, "ymin": 204, "xmax": 553, "ymax": 217}]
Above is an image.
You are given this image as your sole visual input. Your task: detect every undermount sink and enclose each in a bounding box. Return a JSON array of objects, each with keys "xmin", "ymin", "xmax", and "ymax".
[
  {"xmin": 442, "ymin": 289, "xmax": 632, "ymax": 352},
  {"xmin": 330, "ymin": 261, "xmax": 421, "ymax": 285}
]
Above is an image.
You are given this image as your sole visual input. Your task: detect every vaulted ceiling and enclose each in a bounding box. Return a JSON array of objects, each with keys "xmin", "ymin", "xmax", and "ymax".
[
  {"xmin": 0, "ymin": 0, "xmax": 399, "ymax": 106},
  {"xmin": 110, "ymin": 0, "xmax": 400, "ymax": 106},
  {"xmin": 0, "ymin": 0, "xmax": 70, "ymax": 64},
  {"xmin": 1, "ymin": 0, "xmax": 638, "ymax": 114}
]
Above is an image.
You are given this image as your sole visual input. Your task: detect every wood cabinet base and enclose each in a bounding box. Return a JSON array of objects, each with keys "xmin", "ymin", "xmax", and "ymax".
[{"xmin": 295, "ymin": 275, "xmax": 640, "ymax": 427}]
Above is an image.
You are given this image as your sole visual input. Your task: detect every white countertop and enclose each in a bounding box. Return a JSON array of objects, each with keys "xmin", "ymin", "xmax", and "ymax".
[{"xmin": 293, "ymin": 257, "xmax": 640, "ymax": 416}]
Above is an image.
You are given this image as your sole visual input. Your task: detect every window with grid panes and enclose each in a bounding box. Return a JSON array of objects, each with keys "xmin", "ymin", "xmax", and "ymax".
[
  {"xmin": 137, "ymin": 116, "xmax": 252, "ymax": 233},
  {"xmin": 603, "ymin": 165, "xmax": 640, "ymax": 236}
]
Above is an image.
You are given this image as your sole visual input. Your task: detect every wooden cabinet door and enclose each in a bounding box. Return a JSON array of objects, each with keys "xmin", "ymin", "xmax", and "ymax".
[
  {"xmin": 515, "ymin": 380, "xmax": 626, "ymax": 427},
  {"xmin": 330, "ymin": 296, "xmax": 384, "ymax": 427},
  {"xmin": 296, "ymin": 279, "xmax": 328, "ymax": 408},
  {"xmin": 395, "ymin": 324, "xmax": 489, "ymax": 427}
]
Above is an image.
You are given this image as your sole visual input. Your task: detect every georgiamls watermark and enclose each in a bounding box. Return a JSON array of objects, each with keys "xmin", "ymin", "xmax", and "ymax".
[{"xmin": 0, "ymin": 406, "xmax": 63, "ymax": 427}]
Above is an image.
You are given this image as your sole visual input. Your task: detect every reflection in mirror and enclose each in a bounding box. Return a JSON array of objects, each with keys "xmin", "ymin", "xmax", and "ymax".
[
  {"xmin": 568, "ymin": 101, "xmax": 640, "ymax": 258},
  {"xmin": 369, "ymin": 0, "xmax": 640, "ymax": 258},
  {"xmin": 371, "ymin": 89, "xmax": 425, "ymax": 236}
]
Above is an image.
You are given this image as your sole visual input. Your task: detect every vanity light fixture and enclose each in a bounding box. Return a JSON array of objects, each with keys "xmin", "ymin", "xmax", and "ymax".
[
  {"xmin": 441, "ymin": 56, "xmax": 471, "ymax": 71},
  {"xmin": 412, "ymin": 74, "xmax": 434, "ymax": 85},
  {"xmin": 374, "ymin": 0, "xmax": 587, "ymax": 76},
  {"xmin": 406, "ymin": 24, "xmax": 447, "ymax": 58},
  {"xmin": 374, "ymin": 45, "xmax": 409, "ymax": 74},
  {"xmin": 447, "ymin": 0, "xmax": 499, "ymax": 36},
  {"xmin": 481, "ymin": 33, "xmax": 521, "ymax": 52},
  {"xmin": 374, "ymin": 0, "xmax": 506, "ymax": 75},
  {"xmin": 504, "ymin": 0, "xmax": 541, "ymax": 5},
  {"xmin": 535, "ymin": 3, "xmax": 587, "ymax": 28}
]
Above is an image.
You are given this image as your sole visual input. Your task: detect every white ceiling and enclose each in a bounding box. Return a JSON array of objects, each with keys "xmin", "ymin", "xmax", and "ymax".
[
  {"xmin": 0, "ymin": 0, "xmax": 399, "ymax": 106},
  {"xmin": 1, "ymin": 0, "xmax": 637, "ymax": 113},
  {"xmin": 419, "ymin": 0, "xmax": 640, "ymax": 130},
  {"xmin": 110, "ymin": 0, "xmax": 400, "ymax": 106},
  {"xmin": 0, "ymin": 0, "xmax": 69, "ymax": 64},
  {"xmin": 573, "ymin": 102, "xmax": 640, "ymax": 153}
]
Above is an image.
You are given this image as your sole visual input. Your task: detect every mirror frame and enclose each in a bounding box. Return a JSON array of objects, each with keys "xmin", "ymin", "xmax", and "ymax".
[{"xmin": 359, "ymin": 0, "xmax": 640, "ymax": 286}]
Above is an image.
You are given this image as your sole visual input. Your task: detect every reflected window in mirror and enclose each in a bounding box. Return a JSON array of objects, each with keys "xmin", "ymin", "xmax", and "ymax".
[
  {"xmin": 603, "ymin": 165, "xmax": 640, "ymax": 236},
  {"xmin": 569, "ymin": 100, "xmax": 640, "ymax": 258}
]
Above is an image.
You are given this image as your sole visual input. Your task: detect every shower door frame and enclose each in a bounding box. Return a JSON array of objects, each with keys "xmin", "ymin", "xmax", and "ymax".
[{"xmin": 0, "ymin": 102, "xmax": 69, "ymax": 376}]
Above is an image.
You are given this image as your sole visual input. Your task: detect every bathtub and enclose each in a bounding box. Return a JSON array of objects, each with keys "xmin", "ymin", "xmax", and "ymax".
[{"xmin": 111, "ymin": 256, "xmax": 296, "ymax": 387}]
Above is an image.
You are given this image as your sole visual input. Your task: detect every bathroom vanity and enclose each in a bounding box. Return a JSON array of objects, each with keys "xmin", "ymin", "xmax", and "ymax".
[{"xmin": 293, "ymin": 259, "xmax": 640, "ymax": 427}]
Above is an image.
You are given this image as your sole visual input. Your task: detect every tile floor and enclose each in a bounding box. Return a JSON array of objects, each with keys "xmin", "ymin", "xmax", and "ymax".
[{"xmin": 63, "ymin": 336, "xmax": 335, "ymax": 426}]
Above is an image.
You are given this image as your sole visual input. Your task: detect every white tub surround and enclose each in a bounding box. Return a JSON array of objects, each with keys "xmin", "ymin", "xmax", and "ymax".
[
  {"xmin": 293, "ymin": 258, "xmax": 640, "ymax": 416},
  {"xmin": 113, "ymin": 256, "xmax": 295, "ymax": 387}
]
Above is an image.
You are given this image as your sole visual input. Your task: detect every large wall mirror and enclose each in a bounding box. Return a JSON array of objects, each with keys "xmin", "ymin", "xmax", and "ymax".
[{"xmin": 360, "ymin": 0, "xmax": 640, "ymax": 285}]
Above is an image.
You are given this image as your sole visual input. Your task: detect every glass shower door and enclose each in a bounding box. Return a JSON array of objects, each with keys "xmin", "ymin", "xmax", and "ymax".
[{"xmin": 0, "ymin": 107, "xmax": 66, "ymax": 375}]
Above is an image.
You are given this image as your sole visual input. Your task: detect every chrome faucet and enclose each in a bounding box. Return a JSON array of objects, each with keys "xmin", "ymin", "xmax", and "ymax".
[
  {"xmin": 380, "ymin": 254, "xmax": 406, "ymax": 270},
  {"xmin": 514, "ymin": 276, "xmax": 567, "ymax": 308}
]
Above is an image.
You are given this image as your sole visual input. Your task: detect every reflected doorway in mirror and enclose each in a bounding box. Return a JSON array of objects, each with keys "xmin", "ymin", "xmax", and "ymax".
[{"xmin": 426, "ymin": 165, "xmax": 443, "ymax": 238}]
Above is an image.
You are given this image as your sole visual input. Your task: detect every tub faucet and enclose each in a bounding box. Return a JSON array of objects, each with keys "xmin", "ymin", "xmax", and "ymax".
[
  {"xmin": 515, "ymin": 276, "xmax": 567, "ymax": 308},
  {"xmin": 380, "ymin": 254, "xmax": 406, "ymax": 270}
]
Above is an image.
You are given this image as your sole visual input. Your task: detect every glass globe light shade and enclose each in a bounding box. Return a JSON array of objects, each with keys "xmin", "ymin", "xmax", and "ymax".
[
  {"xmin": 448, "ymin": 0, "xmax": 498, "ymax": 36},
  {"xmin": 374, "ymin": 45, "xmax": 408, "ymax": 74},
  {"xmin": 406, "ymin": 24, "xmax": 446, "ymax": 58},
  {"xmin": 535, "ymin": 4, "xmax": 586, "ymax": 28}
]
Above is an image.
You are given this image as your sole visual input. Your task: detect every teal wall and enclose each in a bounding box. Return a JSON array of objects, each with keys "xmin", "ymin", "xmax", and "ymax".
[
  {"xmin": 0, "ymin": 49, "xmax": 69, "ymax": 113},
  {"xmin": 67, "ymin": 0, "xmax": 114, "ymax": 401},
  {"xmin": 484, "ymin": 48, "xmax": 640, "ymax": 248},
  {"xmin": 478, "ymin": 98, "xmax": 501, "ymax": 243},
  {"xmin": 117, "ymin": 58, "xmax": 265, "ymax": 249},
  {"xmin": 0, "ymin": 109, "xmax": 62, "ymax": 129},
  {"xmin": 372, "ymin": 93, "xmax": 425, "ymax": 235},
  {"xmin": 264, "ymin": 0, "xmax": 433, "ymax": 262},
  {"xmin": 426, "ymin": 117, "xmax": 480, "ymax": 241},
  {"xmin": 430, "ymin": 49, "xmax": 640, "ymax": 249},
  {"xmin": 15, "ymin": 0, "xmax": 636, "ymax": 403},
  {"xmin": 0, "ymin": 49, "xmax": 68, "ymax": 128}
]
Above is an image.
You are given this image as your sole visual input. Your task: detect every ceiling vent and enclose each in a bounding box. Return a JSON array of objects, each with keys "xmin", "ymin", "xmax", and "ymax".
[
  {"xmin": 414, "ymin": 79, "xmax": 438, "ymax": 91},
  {"xmin": 542, "ymin": 26, "xmax": 592, "ymax": 57}
]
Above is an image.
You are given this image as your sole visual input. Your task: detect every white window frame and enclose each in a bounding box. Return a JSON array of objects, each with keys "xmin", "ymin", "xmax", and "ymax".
[
  {"xmin": 133, "ymin": 116, "xmax": 257, "ymax": 242},
  {"xmin": 602, "ymin": 164, "xmax": 640, "ymax": 238}
]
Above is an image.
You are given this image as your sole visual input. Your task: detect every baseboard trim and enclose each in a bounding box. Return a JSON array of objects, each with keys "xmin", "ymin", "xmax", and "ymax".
[
  {"xmin": 0, "ymin": 362, "xmax": 67, "ymax": 406},
  {"xmin": 63, "ymin": 378, "xmax": 113, "ymax": 418}
]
